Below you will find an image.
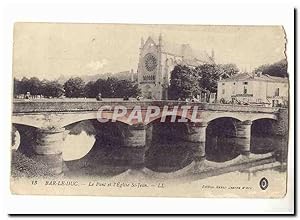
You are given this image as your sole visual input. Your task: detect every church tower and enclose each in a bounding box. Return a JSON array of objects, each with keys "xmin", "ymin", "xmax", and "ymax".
[
  {"xmin": 137, "ymin": 34, "xmax": 215, "ymax": 100},
  {"xmin": 137, "ymin": 36, "xmax": 164, "ymax": 100}
]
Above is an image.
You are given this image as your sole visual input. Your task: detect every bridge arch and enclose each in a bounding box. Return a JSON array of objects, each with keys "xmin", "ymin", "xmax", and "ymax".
[
  {"xmin": 250, "ymin": 118, "xmax": 280, "ymax": 155},
  {"xmin": 206, "ymin": 113, "xmax": 244, "ymax": 123},
  {"xmin": 148, "ymin": 115, "xmax": 190, "ymax": 143},
  {"xmin": 206, "ymin": 117, "xmax": 240, "ymax": 137},
  {"xmin": 146, "ymin": 113, "xmax": 193, "ymax": 126},
  {"xmin": 12, "ymin": 123, "xmax": 39, "ymax": 155},
  {"xmin": 58, "ymin": 112, "xmax": 132, "ymax": 128},
  {"xmin": 251, "ymin": 118, "xmax": 277, "ymax": 137},
  {"xmin": 249, "ymin": 114, "xmax": 277, "ymax": 122},
  {"xmin": 145, "ymin": 115, "xmax": 194, "ymax": 173},
  {"xmin": 12, "ymin": 116, "xmax": 43, "ymax": 129},
  {"xmin": 62, "ymin": 118, "xmax": 139, "ymax": 162},
  {"xmin": 63, "ymin": 119, "xmax": 136, "ymax": 176},
  {"xmin": 205, "ymin": 112, "xmax": 277, "ymax": 124}
]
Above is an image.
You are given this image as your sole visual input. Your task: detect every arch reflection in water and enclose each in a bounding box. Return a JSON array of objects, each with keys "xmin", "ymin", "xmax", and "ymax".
[
  {"xmin": 12, "ymin": 126, "xmax": 21, "ymax": 150},
  {"xmin": 63, "ymin": 120, "xmax": 130, "ymax": 177},
  {"xmin": 206, "ymin": 117, "xmax": 240, "ymax": 162},
  {"xmin": 62, "ymin": 124, "xmax": 96, "ymax": 161},
  {"xmin": 251, "ymin": 118, "xmax": 288, "ymax": 163},
  {"xmin": 145, "ymin": 116, "xmax": 194, "ymax": 173},
  {"xmin": 251, "ymin": 118, "xmax": 279, "ymax": 154}
]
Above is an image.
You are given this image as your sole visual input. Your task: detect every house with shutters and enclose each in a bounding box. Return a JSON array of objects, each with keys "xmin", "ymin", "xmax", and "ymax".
[{"xmin": 217, "ymin": 72, "xmax": 288, "ymax": 107}]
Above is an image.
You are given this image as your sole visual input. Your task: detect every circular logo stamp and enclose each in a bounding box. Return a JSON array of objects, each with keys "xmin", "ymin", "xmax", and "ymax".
[{"xmin": 259, "ymin": 177, "xmax": 269, "ymax": 190}]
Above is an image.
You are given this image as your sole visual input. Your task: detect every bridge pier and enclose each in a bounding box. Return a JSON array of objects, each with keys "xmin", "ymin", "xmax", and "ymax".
[
  {"xmin": 185, "ymin": 122, "xmax": 207, "ymax": 164},
  {"xmin": 236, "ymin": 120, "xmax": 252, "ymax": 156},
  {"xmin": 33, "ymin": 128, "xmax": 65, "ymax": 175},
  {"xmin": 271, "ymin": 108, "xmax": 288, "ymax": 162},
  {"xmin": 145, "ymin": 124, "xmax": 153, "ymax": 150},
  {"xmin": 123, "ymin": 124, "xmax": 146, "ymax": 169}
]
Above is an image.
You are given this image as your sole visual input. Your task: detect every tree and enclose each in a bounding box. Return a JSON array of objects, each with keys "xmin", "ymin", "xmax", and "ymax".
[
  {"xmin": 114, "ymin": 79, "xmax": 141, "ymax": 98},
  {"xmin": 84, "ymin": 81, "xmax": 97, "ymax": 98},
  {"xmin": 13, "ymin": 78, "xmax": 21, "ymax": 96},
  {"xmin": 19, "ymin": 77, "xmax": 30, "ymax": 95},
  {"xmin": 168, "ymin": 63, "xmax": 239, "ymax": 100},
  {"xmin": 195, "ymin": 64, "xmax": 220, "ymax": 93},
  {"xmin": 94, "ymin": 78, "xmax": 112, "ymax": 98},
  {"xmin": 42, "ymin": 80, "xmax": 64, "ymax": 98},
  {"xmin": 195, "ymin": 63, "xmax": 239, "ymax": 93},
  {"xmin": 218, "ymin": 63, "xmax": 239, "ymax": 79},
  {"xmin": 254, "ymin": 59, "xmax": 288, "ymax": 77},
  {"xmin": 84, "ymin": 78, "xmax": 140, "ymax": 98},
  {"xmin": 28, "ymin": 77, "xmax": 43, "ymax": 96},
  {"xmin": 13, "ymin": 77, "xmax": 64, "ymax": 98},
  {"xmin": 13, "ymin": 77, "xmax": 43, "ymax": 97},
  {"xmin": 105, "ymin": 77, "xmax": 118, "ymax": 98},
  {"xmin": 63, "ymin": 77, "xmax": 85, "ymax": 98},
  {"xmin": 168, "ymin": 65, "xmax": 199, "ymax": 100}
]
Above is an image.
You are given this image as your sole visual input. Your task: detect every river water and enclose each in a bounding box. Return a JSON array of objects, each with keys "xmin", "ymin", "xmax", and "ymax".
[{"xmin": 12, "ymin": 120, "xmax": 288, "ymax": 180}]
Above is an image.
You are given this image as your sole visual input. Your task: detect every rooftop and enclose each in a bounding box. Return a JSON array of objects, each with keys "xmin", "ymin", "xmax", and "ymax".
[
  {"xmin": 219, "ymin": 72, "xmax": 288, "ymax": 83},
  {"xmin": 162, "ymin": 41, "xmax": 214, "ymax": 65},
  {"xmin": 144, "ymin": 36, "xmax": 215, "ymax": 65}
]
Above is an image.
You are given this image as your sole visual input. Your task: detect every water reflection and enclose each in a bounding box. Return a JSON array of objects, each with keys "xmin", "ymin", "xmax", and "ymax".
[
  {"xmin": 145, "ymin": 141, "xmax": 194, "ymax": 172},
  {"xmin": 61, "ymin": 121, "xmax": 287, "ymax": 174},
  {"xmin": 63, "ymin": 120, "xmax": 130, "ymax": 177},
  {"xmin": 11, "ymin": 127, "xmax": 20, "ymax": 150},
  {"xmin": 62, "ymin": 120, "xmax": 96, "ymax": 161},
  {"xmin": 11, "ymin": 119, "xmax": 288, "ymax": 178},
  {"xmin": 62, "ymin": 130, "xmax": 95, "ymax": 161},
  {"xmin": 205, "ymin": 137, "xmax": 240, "ymax": 162}
]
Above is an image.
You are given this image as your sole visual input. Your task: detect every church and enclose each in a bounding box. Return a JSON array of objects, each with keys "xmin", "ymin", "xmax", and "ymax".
[{"xmin": 137, "ymin": 34, "xmax": 215, "ymax": 100}]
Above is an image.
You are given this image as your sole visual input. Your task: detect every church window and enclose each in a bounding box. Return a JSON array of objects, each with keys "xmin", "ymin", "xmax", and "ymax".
[{"xmin": 144, "ymin": 53, "xmax": 157, "ymax": 72}]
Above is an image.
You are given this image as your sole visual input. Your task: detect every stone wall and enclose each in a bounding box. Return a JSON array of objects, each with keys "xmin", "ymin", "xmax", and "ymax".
[
  {"xmin": 13, "ymin": 100, "xmax": 279, "ymax": 113},
  {"xmin": 272, "ymin": 108, "xmax": 289, "ymax": 136}
]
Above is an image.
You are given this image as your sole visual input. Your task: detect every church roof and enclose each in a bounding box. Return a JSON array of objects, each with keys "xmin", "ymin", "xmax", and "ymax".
[
  {"xmin": 143, "ymin": 35, "xmax": 214, "ymax": 65},
  {"xmin": 161, "ymin": 41, "xmax": 214, "ymax": 65}
]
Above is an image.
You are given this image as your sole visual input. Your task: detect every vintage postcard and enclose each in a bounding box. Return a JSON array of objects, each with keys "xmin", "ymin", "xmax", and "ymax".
[{"xmin": 11, "ymin": 23, "xmax": 290, "ymax": 198}]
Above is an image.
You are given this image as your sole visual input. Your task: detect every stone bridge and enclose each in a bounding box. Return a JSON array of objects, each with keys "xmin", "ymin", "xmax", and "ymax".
[{"xmin": 12, "ymin": 100, "xmax": 288, "ymax": 176}]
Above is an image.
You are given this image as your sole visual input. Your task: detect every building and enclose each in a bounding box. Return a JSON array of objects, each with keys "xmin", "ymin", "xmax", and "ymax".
[
  {"xmin": 217, "ymin": 72, "xmax": 288, "ymax": 107},
  {"xmin": 137, "ymin": 34, "xmax": 215, "ymax": 100},
  {"xmin": 114, "ymin": 69, "xmax": 137, "ymax": 82}
]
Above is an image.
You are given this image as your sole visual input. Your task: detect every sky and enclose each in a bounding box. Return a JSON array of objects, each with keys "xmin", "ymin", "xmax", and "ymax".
[{"xmin": 13, "ymin": 23, "xmax": 286, "ymax": 80}]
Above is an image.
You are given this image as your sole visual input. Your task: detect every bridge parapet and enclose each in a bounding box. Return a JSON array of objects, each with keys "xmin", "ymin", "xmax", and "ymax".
[
  {"xmin": 12, "ymin": 100, "xmax": 280, "ymax": 114},
  {"xmin": 206, "ymin": 104, "xmax": 280, "ymax": 114}
]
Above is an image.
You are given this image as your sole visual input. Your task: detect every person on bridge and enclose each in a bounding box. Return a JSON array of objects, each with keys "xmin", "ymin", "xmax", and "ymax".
[
  {"xmin": 96, "ymin": 93, "xmax": 102, "ymax": 101},
  {"xmin": 24, "ymin": 92, "xmax": 31, "ymax": 101}
]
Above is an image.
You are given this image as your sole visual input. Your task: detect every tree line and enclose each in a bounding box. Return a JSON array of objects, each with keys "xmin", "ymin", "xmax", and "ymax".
[
  {"xmin": 168, "ymin": 63, "xmax": 239, "ymax": 100},
  {"xmin": 254, "ymin": 59, "xmax": 288, "ymax": 78},
  {"xmin": 13, "ymin": 77, "xmax": 140, "ymax": 98},
  {"xmin": 14, "ymin": 59, "xmax": 287, "ymax": 100}
]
